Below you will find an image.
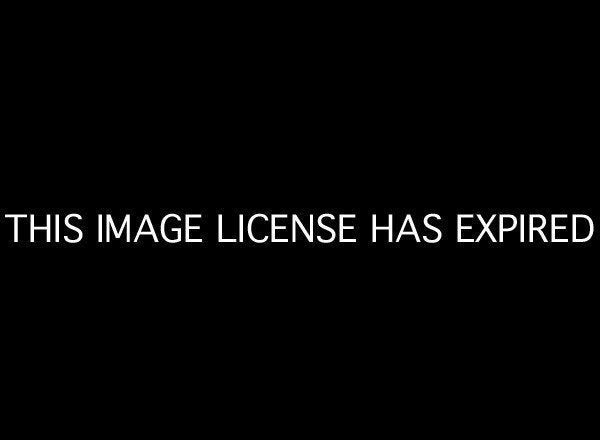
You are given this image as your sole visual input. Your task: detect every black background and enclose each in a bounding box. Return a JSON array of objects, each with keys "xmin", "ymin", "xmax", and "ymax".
[{"xmin": 1, "ymin": 6, "xmax": 597, "ymax": 434}]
